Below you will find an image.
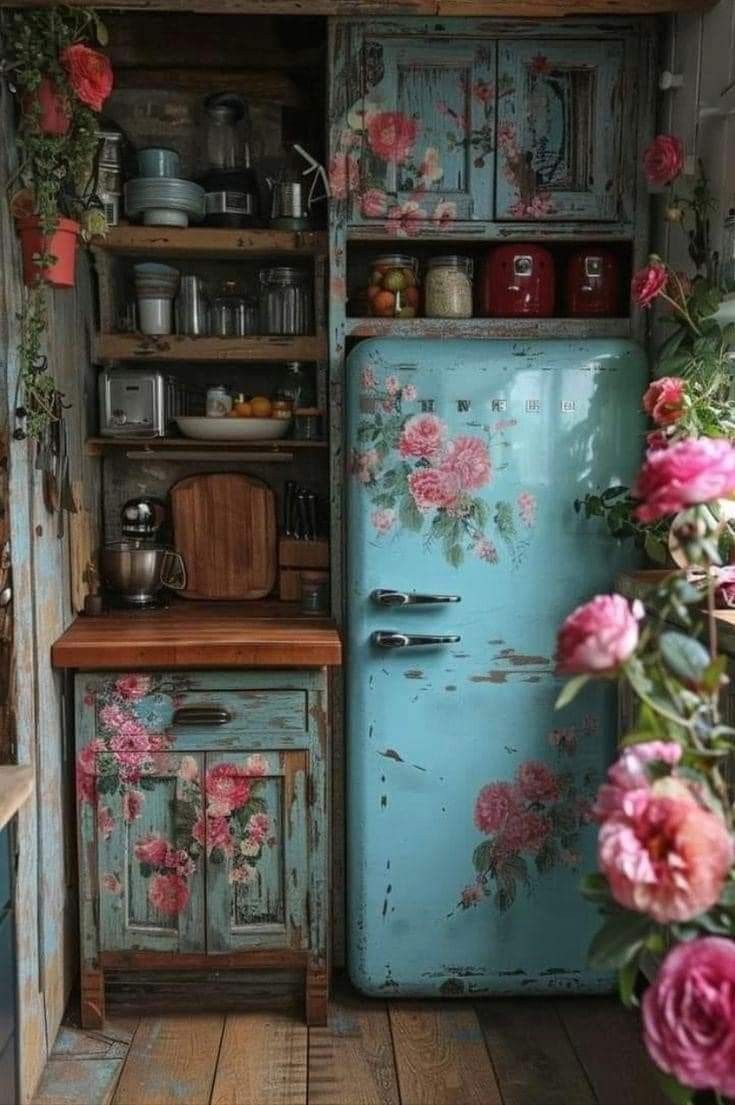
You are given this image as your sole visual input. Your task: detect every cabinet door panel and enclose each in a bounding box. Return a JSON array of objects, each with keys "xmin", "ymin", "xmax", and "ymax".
[
  {"xmin": 349, "ymin": 37, "xmax": 495, "ymax": 224},
  {"xmin": 97, "ymin": 753, "xmax": 205, "ymax": 953},
  {"xmin": 205, "ymin": 751, "xmax": 308, "ymax": 952},
  {"xmin": 496, "ymin": 40, "xmax": 624, "ymax": 221}
]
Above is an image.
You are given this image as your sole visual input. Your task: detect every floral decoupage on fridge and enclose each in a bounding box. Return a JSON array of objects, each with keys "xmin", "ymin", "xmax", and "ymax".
[{"xmin": 345, "ymin": 338, "xmax": 647, "ymax": 995}]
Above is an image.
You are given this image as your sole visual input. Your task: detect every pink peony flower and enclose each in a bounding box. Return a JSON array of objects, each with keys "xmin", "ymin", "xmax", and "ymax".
[
  {"xmin": 371, "ymin": 508, "xmax": 396, "ymax": 534},
  {"xmin": 598, "ymin": 793, "xmax": 734, "ymax": 922},
  {"xmin": 473, "ymin": 537, "xmax": 498, "ymax": 563},
  {"xmin": 474, "ymin": 781, "xmax": 520, "ymax": 834},
  {"xmin": 134, "ymin": 834, "xmax": 170, "ymax": 867},
  {"xmin": 206, "ymin": 762, "xmax": 251, "ymax": 816},
  {"xmin": 516, "ymin": 760, "xmax": 559, "ymax": 803},
  {"xmin": 440, "ymin": 436, "xmax": 491, "ymax": 490},
  {"xmin": 229, "ymin": 863, "xmax": 257, "ymax": 885},
  {"xmin": 643, "ymin": 377, "xmax": 685, "ymax": 427},
  {"xmin": 517, "ymin": 491, "xmax": 536, "ymax": 526},
  {"xmin": 408, "ymin": 468, "xmax": 461, "ymax": 512},
  {"xmin": 61, "ymin": 44, "xmax": 113, "ymax": 113},
  {"xmin": 328, "ymin": 153, "xmax": 359, "ymax": 200},
  {"xmin": 148, "ymin": 872, "xmax": 189, "ymax": 916},
  {"xmin": 432, "ymin": 199, "xmax": 457, "ymax": 228},
  {"xmin": 76, "ymin": 739, "xmax": 104, "ymax": 804},
  {"xmin": 122, "ymin": 789, "xmax": 144, "ymax": 823},
  {"xmin": 109, "ymin": 730, "xmax": 151, "ymax": 777},
  {"xmin": 556, "ymin": 594, "xmax": 644, "ymax": 675},
  {"xmin": 99, "ymin": 703, "xmax": 127, "ymax": 732},
  {"xmin": 367, "ymin": 111, "xmax": 419, "ymax": 164},
  {"xmin": 205, "ymin": 814, "xmax": 234, "ymax": 856},
  {"xmin": 398, "ymin": 413, "xmax": 445, "ymax": 459},
  {"xmin": 593, "ymin": 741, "xmax": 682, "ymax": 820},
  {"xmin": 631, "ymin": 261, "xmax": 669, "ymax": 308},
  {"xmin": 385, "ymin": 200, "xmax": 427, "ymax": 237},
  {"xmin": 102, "ymin": 873, "xmax": 122, "ymax": 895},
  {"xmin": 360, "ymin": 188, "xmax": 389, "ymax": 218},
  {"xmin": 634, "ymin": 437, "xmax": 735, "ymax": 522},
  {"xmin": 244, "ymin": 753, "xmax": 267, "ymax": 777},
  {"xmin": 97, "ymin": 806, "xmax": 115, "ymax": 840},
  {"xmin": 114, "ymin": 675, "xmax": 151, "ymax": 700},
  {"xmin": 245, "ymin": 813, "xmax": 270, "ymax": 845},
  {"xmin": 500, "ymin": 810, "xmax": 551, "ymax": 855},
  {"xmin": 643, "ymin": 134, "xmax": 684, "ymax": 186},
  {"xmin": 642, "ymin": 937, "xmax": 735, "ymax": 1096},
  {"xmin": 646, "ymin": 429, "xmax": 669, "ymax": 450}
]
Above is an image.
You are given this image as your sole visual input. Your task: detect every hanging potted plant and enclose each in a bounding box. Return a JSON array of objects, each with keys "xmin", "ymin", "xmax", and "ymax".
[{"xmin": 4, "ymin": 7, "xmax": 113, "ymax": 288}]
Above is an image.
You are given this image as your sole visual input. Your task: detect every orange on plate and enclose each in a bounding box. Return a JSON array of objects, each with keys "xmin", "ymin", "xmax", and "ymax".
[{"xmin": 250, "ymin": 396, "xmax": 273, "ymax": 418}]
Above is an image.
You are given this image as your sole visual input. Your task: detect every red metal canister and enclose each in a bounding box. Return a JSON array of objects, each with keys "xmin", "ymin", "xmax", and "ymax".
[
  {"xmin": 480, "ymin": 244, "xmax": 555, "ymax": 318},
  {"xmin": 565, "ymin": 248, "xmax": 620, "ymax": 317}
]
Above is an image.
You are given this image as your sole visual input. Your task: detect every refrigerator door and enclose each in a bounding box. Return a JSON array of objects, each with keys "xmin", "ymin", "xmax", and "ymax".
[{"xmin": 345, "ymin": 338, "xmax": 647, "ymax": 996}]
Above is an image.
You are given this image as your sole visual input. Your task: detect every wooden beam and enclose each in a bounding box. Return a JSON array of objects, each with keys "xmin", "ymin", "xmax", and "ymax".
[
  {"xmin": 112, "ymin": 68, "xmax": 304, "ymax": 106},
  {"xmin": 1, "ymin": 0, "xmax": 717, "ymax": 13}
]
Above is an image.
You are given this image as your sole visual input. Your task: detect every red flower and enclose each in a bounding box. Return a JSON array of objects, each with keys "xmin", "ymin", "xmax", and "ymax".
[
  {"xmin": 474, "ymin": 782, "xmax": 520, "ymax": 834},
  {"xmin": 367, "ymin": 112, "xmax": 418, "ymax": 164},
  {"xmin": 631, "ymin": 260, "xmax": 669, "ymax": 308},
  {"xmin": 515, "ymin": 760, "xmax": 559, "ymax": 804},
  {"xmin": 642, "ymin": 376, "xmax": 686, "ymax": 427},
  {"xmin": 61, "ymin": 44, "xmax": 113, "ymax": 113},
  {"xmin": 148, "ymin": 872, "xmax": 189, "ymax": 916},
  {"xmin": 643, "ymin": 134, "xmax": 684, "ymax": 186},
  {"xmin": 206, "ymin": 762, "xmax": 252, "ymax": 816}
]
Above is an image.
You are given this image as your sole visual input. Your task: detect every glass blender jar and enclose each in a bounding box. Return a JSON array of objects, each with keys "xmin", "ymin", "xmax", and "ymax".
[{"xmin": 200, "ymin": 93, "xmax": 259, "ymax": 228}]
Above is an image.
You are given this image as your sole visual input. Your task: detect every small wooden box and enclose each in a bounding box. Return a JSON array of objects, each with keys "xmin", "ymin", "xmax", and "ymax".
[{"xmin": 279, "ymin": 538, "xmax": 329, "ymax": 601}]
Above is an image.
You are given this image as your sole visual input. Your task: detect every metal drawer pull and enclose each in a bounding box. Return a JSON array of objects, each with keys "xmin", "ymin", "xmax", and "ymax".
[
  {"xmin": 371, "ymin": 589, "xmax": 461, "ymax": 607},
  {"xmin": 172, "ymin": 706, "xmax": 233, "ymax": 726},
  {"xmin": 372, "ymin": 631, "xmax": 461, "ymax": 649}
]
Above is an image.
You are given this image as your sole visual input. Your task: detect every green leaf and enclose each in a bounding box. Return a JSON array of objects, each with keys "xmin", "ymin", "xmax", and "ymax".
[
  {"xmin": 139, "ymin": 776, "xmax": 156, "ymax": 791},
  {"xmin": 399, "ymin": 494, "xmax": 423, "ymax": 533},
  {"xmin": 446, "ymin": 543, "xmax": 464, "ymax": 568},
  {"xmin": 617, "ymin": 954, "xmax": 640, "ymax": 1009},
  {"xmin": 700, "ymin": 654, "xmax": 728, "ymax": 693},
  {"xmin": 656, "ymin": 1073, "xmax": 693, "ymax": 1105},
  {"xmin": 659, "ymin": 631, "xmax": 711, "ymax": 685},
  {"xmin": 93, "ymin": 14, "xmax": 109, "ymax": 45},
  {"xmin": 473, "ymin": 840, "xmax": 494, "ymax": 875},
  {"xmin": 535, "ymin": 839, "xmax": 558, "ymax": 875},
  {"xmin": 96, "ymin": 774, "xmax": 118, "ymax": 795},
  {"xmin": 644, "ymin": 532, "xmax": 668, "ymax": 565},
  {"xmin": 139, "ymin": 862, "xmax": 153, "ymax": 878},
  {"xmin": 555, "ymin": 674, "xmax": 590, "ymax": 710},
  {"xmin": 579, "ymin": 873, "xmax": 612, "ymax": 904},
  {"xmin": 587, "ymin": 911, "xmax": 653, "ymax": 969}
]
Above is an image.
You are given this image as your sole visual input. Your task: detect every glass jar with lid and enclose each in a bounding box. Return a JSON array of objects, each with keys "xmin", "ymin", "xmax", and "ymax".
[
  {"xmin": 424, "ymin": 255, "xmax": 474, "ymax": 318},
  {"xmin": 259, "ymin": 267, "xmax": 312, "ymax": 335},
  {"xmin": 366, "ymin": 254, "xmax": 420, "ymax": 318}
]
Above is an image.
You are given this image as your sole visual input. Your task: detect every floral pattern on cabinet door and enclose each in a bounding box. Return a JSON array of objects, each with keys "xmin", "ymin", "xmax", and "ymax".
[
  {"xmin": 458, "ymin": 758, "xmax": 597, "ymax": 913},
  {"xmin": 351, "ymin": 370, "xmax": 536, "ymax": 568}
]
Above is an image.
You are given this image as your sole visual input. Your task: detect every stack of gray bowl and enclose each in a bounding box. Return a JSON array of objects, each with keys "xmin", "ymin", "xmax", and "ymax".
[
  {"xmin": 124, "ymin": 148, "xmax": 205, "ymax": 228},
  {"xmin": 134, "ymin": 263, "xmax": 180, "ymax": 335}
]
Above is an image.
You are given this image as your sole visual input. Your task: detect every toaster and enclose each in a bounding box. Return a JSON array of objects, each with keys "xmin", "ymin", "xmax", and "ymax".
[{"xmin": 99, "ymin": 368, "xmax": 203, "ymax": 437}]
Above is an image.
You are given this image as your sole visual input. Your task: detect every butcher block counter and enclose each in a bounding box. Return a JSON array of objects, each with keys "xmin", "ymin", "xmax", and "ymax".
[{"xmin": 51, "ymin": 600, "xmax": 342, "ymax": 669}]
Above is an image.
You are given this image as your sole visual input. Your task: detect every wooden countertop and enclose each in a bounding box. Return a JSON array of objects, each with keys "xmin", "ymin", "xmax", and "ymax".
[
  {"xmin": 617, "ymin": 569, "xmax": 735, "ymax": 655},
  {"xmin": 0, "ymin": 766, "xmax": 34, "ymax": 831},
  {"xmin": 51, "ymin": 601, "xmax": 342, "ymax": 670}
]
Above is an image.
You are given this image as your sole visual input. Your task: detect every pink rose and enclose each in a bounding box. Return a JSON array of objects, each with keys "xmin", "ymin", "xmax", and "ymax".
[
  {"xmin": 148, "ymin": 872, "xmax": 189, "ymax": 916},
  {"xmin": 631, "ymin": 261, "xmax": 669, "ymax": 308},
  {"xmin": 643, "ymin": 134, "xmax": 684, "ymax": 186},
  {"xmin": 385, "ymin": 200, "xmax": 427, "ymax": 237},
  {"xmin": 134, "ymin": 834, "xmax": 171, "ymax": 867},
  {"xmin": 440, "ymin": 436, "xmax": 491, "ymax": 490},
  {"xmin": 115, "ymin": 675, "xmax": 151, "ymax": 700},
  {"xmin": 474, "ymin": 781, "xmax": 519, "ymax": 834},
  {"xmin": 593, "ymin": 741, "xmax": 682, "ymax": 820},
  {"xmin": 555, "ymin": 594, "xmax": 644, "ymax": 675},
  {"xmin": 205, "ymin": 814, "xmax": 234, "ymax": 856},
  {"xmin": 642, "ymin": 937, "xmax": 735, "ymax": 1096},
  {"xmin": 122, "ymin": 789, "xmax": 144, "ymax": 823},
  {"xmin": 634, "ymin": 437, "xmax": 735, "ymax": 522},
  {"xmin": 499, "ymin": 810, "xmax": 550, "ymax": 855},
  {"xmin": 206, "ymin": 762, "xmax": 252, "ymax": 816},
  {"xmin": 646, "ymin": 429, "xmax": 668, "ymax": 450},
  {"xmin": 97, "ymin": 806, "xmax": 115, "ymax": 840},
  {"xmin": 398, "ymin": 414, "xmax": 445, "ymax": 459},
  {"xmin": 367, "ymin": 111, "xmax": 418, "ymax": 164},
  {"xmin": 371, "ymin": 508, "xmax": 396, "ymax": 534},
  {"xmin": 328, "ymin": 153, "xmax": 359, "ymax": 200},
  {"xmin": 245, "ymin": 813, "xmax": 270, "ymax": 845},
  {"xmin": 515, "ymin": 760, "xmax": 559, "ymax": 804},
  {"xmin": 642, "ymin": 377, "xmax": 685, "ymax": 427},
  {"xmin": 408, "ymin": 468, "xmax": 461, "ymax": 512},
  {"xmin": 61, "ymin": 44, "xmax": 113, "ymax": 113},
  {"xmin": 599, "ymin": 793, "xmax": 733, "ymax": 922},
  {"xmin": 244, "ymin": 753, "xmax": 267, "ymax": 777},
  {"xmin": 360, "ymin": 189, "xmax": 388, "ymax": 218}
]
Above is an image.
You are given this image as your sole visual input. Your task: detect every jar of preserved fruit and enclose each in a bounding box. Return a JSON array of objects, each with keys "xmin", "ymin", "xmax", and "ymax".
[
  {"xmin": 366, "ymin": 254, "xmax": 420, "ymax": 318},
  {"xmin": 424, "ymin": 255, "xmax": 473, "ymax": 318}
]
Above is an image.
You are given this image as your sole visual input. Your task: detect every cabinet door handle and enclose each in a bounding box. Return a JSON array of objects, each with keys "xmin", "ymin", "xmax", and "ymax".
[
  {"xmin": 371, "ymin": 589, "xmax": 461, "ymax": 606},
  {"xmin": 371, "ymin": 631, "xmax": 461, "ymax": 649},
  {"xmin": 172, "ymin": 706, "xmax": 232, "ymax": 726}
]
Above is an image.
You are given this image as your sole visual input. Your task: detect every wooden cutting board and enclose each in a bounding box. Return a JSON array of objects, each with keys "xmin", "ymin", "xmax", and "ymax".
[{"xmin": 171, "ymin": 473, "xmax": 276, "ymax": 600}]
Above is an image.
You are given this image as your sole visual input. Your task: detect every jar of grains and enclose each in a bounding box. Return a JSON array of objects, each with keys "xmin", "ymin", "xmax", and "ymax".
[
  {"xmin": 366, "ymin": 254, "xmax": 420, "ymax": 318},
  {"xmin": 424, "ymin": 255, "xmax": 474, "ymax": 318}
]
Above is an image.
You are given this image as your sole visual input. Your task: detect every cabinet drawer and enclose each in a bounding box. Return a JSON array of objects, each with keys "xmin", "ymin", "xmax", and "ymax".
[{"xmin": 166, "ymin": 689, "xmax": 309, "ymax": 747}]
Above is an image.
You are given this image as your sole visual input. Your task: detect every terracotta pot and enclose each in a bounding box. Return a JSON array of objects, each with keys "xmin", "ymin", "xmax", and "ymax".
[
  {"xmin": 28, "ymin": 78, "xmax": 71, "ymax": 137},
  {"xmin": 17, "ymin": 216, "xmax": 79, "ymax": 288}
]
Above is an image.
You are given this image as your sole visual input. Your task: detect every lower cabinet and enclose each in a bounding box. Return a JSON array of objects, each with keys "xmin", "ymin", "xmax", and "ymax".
[{"xmin": 75, "ymin": 669, "xmax": 329, "ymax": 1026}]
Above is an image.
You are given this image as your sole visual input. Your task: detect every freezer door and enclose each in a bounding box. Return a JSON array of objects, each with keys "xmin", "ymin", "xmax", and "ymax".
[{"xmin": 345, "ymin": 338, "xmax": 646, "ymax": 996}]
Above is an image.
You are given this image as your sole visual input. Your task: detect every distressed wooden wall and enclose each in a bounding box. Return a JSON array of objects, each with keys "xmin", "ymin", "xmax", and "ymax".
[
  {"xmin": 656, "ymin": 0, "xmax": 735, "ymax": 266},
  {"xmin": 0, "ymin": 70, "xmax": 101, "ymax": 1104}
]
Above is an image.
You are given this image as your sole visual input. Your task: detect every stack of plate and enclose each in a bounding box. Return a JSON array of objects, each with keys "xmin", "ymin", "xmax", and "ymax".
[
  {"xmin": 134, "ymin": 263, "xmax": 180, "ymax": 335},
  {"xmin": 124, "ymin": 178, "xmax": 205, "ymax": 228}
]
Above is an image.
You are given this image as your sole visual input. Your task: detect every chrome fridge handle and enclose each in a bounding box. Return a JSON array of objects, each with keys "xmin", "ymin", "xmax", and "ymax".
[
  {"xmin": 372, "ymin": 631, "xmax": 461, "ymax": 649},
  {"xmin": 371, "ymin": 589, "xmax": 461, "ymax": 607}
]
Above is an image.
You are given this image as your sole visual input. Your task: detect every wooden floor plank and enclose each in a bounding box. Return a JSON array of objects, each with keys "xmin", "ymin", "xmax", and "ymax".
[
  {"xmin": 32, "ymin": 1058, "xmax": 123, "ymax": 1105},
  {"xmin": 112, "ymin": 1015, "xmax": 224, "ymax": 1105},
  {"xmin": 210, "ymin": 1013, "xmax": 307, "ymax": 1105},
  {"xmin": 557, "ymin": 998, "xmax": 668, "ymax": 1105},
  {"xmin": 389, "ymin": 1004, "xmax": 502, "ymax": 1105},
  {"xmin": 52, "ymin": 1017, "xmax": 138, "ymax": 1060},
  {"xmin": 476, "ymin": 999, "xmax": 595, "ymax": 1105},
  {"xmin": 308, "ymin": 995, "xmax": 400, "ymax": 1105}
]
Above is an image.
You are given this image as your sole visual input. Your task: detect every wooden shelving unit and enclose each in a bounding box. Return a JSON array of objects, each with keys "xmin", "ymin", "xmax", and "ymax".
[
  {"xmin": 344, "ymin": 317, "xmax": 632, "ymax": 340},
  {"xmin": 91, "ymin": 225, "xmax": 327, "ymax": 259},
  {"xmin": 94, "ymin": 334, "xmax": 326, "ymax": 363},
  {"xmin": 86, "ymin": 437, "xmax": 327, "ymax": 457}
]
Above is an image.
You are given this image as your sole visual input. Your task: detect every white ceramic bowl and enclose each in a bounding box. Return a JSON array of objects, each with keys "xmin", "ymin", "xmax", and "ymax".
[{"xmin": 176, "ymin": 416, "xmax": 292, "ymax": 441}]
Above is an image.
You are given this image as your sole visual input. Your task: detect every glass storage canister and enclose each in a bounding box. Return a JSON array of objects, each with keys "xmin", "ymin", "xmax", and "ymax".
[
  {"xmin": 424, "ymin": 255, "xmax": 473, "ymax": 319},
  {"xmin": 367, "ymin": 254, "xmax": 420, "ymax": 318},
  {"xmin": 259, "ymin": 266, "xmax": 312, "ymax": 336}
]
